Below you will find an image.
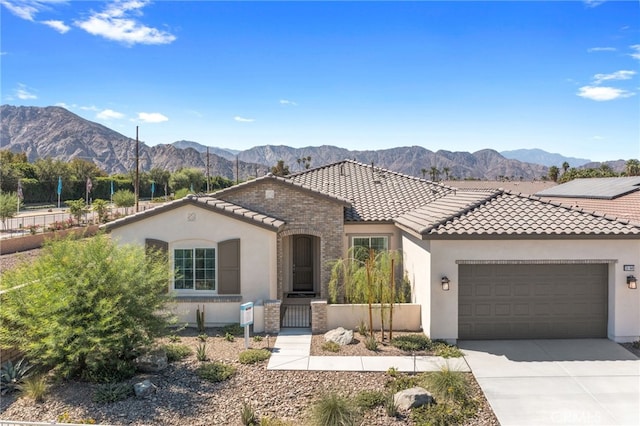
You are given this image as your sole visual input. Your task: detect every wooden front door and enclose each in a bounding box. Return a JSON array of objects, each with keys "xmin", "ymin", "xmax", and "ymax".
[{"xmin": 292, "ymin": 235, "xmax": 314, "ymax": 292}]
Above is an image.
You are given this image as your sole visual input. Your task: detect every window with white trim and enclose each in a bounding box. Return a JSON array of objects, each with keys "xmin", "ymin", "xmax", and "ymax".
[
  {"xmin": 174, "ymin": 248, "xmax": 216, "ymax": 291},
  {"xmin": 352, "ymin": 236, "xmax": 388, "ymax": 261}
]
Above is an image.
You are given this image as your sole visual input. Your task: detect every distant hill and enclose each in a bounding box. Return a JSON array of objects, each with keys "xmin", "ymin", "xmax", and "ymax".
[
  {"xmin": 172, "ymin": 140, "xmax": 239, "ymax": 160},
  {"xmin": 0, "ymin": 105, "xmax": 264, "ymax": 180},
  {"xmin": 0, "ymin": 104, "xmax": 582, "ymax": 180},
  {"xmin": 501, "ymin": 148, "xmax": 591, "ymax": 168}
]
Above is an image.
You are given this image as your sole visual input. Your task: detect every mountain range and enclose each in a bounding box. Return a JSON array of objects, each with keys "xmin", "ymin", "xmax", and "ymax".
[{"xmin": 0, "ymin": 104, "xmax": 622, "ymax": 181}]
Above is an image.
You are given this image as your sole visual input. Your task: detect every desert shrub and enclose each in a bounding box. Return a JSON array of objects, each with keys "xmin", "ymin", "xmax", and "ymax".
[
  {"xmin": 390, "ymin": 334, "xmax": 432, "ymax": 352},
  {"xmin": 196, "ymin": 362, "xmax": 236, "ymax": 383},
  {"xmin": 259, "ymin": 418, "xmax": 293, "ymax": 426},
  {"xmin": 356, "ymin": 320, "xmax": 368, "ymax": 337},
  {"xmin": 164, "ymin": 344, "xmax": 193, "ymax": 362},
  {"xmin": 321, "ymin": 341, "xmax": 341, "ymax": 353},
  {"xmin": 225, "ymin": 332, "xmax": 235, "ymax": 342},
  {"xmin": 223, "ymin": 323, "xmax": 244, "ymax": 336},
  {"xmin": 432, "ymin": 342, "xmax": 464, "ymax": 358},
  {"xmin": 386, "ymin": 367, "xmax": 399, "ymax": 378},
  {"xmin": 411, "ymin": 402, "xmax": 469, "ymax": 426},
  {"xmin": 0, "ymin": 235, "xmax": 175, "ymax": 383},
  {"xmin": 384, "ymin": 392, "xmax": 399, "ymax": 418},
  {"xmin": 198, "ymin": 334, "xmax": 208, "ymax": 342},
  {"xmin": 354, "ymin": 390, "xmax": 386, "ymax": 410},
  {"xmin": 309, "ymin": 392, "xmax": 360, "ymax": 426},
  {"xmin": 253, "ymin": 335, "xmax": 264, "ymax": 342},
  {"xmin": 0, "ymin": 358, "xmax": 34, "ymax": 395},
  {"xmin": 385, "ymin": 374, "xmax": 420, "ymax": 394},
  {"xmin": 240, "ymin": 401, "xmax": 258, "ymax": 425},
  {"xmin": 18, "ymin": 374, "xmax": 48, "ymax": 402},
  {"xmin": 632, "ymin": 340, "xmax": 640, "ymax": 349},
  {"xmin": 239, "ymin": 348, "xmax": 271, "ymax": 364},
  {"xmin": 364, "ymin": 335, "xmax": 378, "ymax": 351},
  {"xmin": 93, "ymin": 382, "xmax": 133, "ymax": 403},
  {"xmin": 196, "ymin": 342, "xmax": 208, "ymax": 362},
  {"xmin": 425, "ymin": 367, "xmax": 469, "ymax": 404},
  {"xmin": 57, "ymin": 412, "xmax": 96, "ymax": 424}
]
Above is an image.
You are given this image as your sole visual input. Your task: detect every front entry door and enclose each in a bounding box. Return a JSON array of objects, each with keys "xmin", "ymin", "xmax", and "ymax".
[{"xmin": 292, "ymin": 235, "xmax": 314, "ymax": 292}]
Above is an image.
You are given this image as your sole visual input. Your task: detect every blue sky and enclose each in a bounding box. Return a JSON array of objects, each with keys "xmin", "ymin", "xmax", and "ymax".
[{"xmin": 1, "ymin": 0, "xmax": 639, "ymax": 162}]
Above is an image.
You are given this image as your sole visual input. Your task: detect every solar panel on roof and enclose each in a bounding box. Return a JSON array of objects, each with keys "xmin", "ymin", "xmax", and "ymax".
[{"xmin": 535, "ymin": 177, "xmax": 640, "ymax": 200}]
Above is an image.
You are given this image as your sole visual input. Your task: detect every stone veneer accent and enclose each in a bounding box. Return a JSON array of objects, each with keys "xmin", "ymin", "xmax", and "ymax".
[
  {"xmin": 310, "ymin": 300, "xmax": 328, "ymax": 333},
  {"xmin": 217, "ymin": 178, "xmax": 346, "ymax": 300},
  {"xmin": 264, "ymin": 300, "xmax": 282, "ymax": 334}
]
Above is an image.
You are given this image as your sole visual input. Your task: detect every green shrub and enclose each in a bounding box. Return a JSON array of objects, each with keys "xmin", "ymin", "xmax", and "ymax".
[
  {"xmin": 253, "ymin": 335, "xmax": 264, "ymax": 342},
  {"xmin": 632, "ymin": 340, "xmax": 640, "ymax": 349},
  {"xmin": 309, "ymin": 392, "xmax": 360, "ymax": 426},
  {"xmin": 168, "ymin": 334, "xmax": 181, "ymax": 343},
  {"xmin": 390, "ymin": 334, "xmax": 432, "ymax": 352},
  {"xmin": 93, "ymin": 382, "xmax": 133, "ymax": 403},
  {"xmin": 384, "ymin": 393, "xmax": 399, "ymax": 418},
  {"xmin": 354, "ymin": 390, "xmax": 386, "ymax": 410},
  {"xmin": 433, "ymin": 342, "xmax": 464, "ymax": 358},
  {"xmin": 196, "ymin": 342, "xmax": 208, "ymax": 362},
  {"xmin": 425, "ymin": 367, "xmax": 469, "ymax": 404},
  {"xmin": 1, "ymin": 358, "xmax": 34, "ymax": 395},
  {"xmin": 0, "ymin": 235, "xmax": 175, "ymax": 383},
  {"xmin": 259, "ymin": 418, "xmax": 293, "ymax": 426},
  {"xmin": 196, "ymin": 362, "xmax": 237, "ymax": 383},
  {"xmin": 386, "ymin": 367, "xmax": 399, "ymax": 378},
  {"xmin": 385, "ymin": 374, "xmax": 420, "ymax": 394},
  {"xmin": 364, "ymin": 335, "xmax": 378, "ymax": 351},
  {"xmin": 164, "ymin": 344, "xmax": 193, "ymax": 362},
  {"xmin": 57, "ymin": 412, "xmax": 96, "ymax": 424},
  {"xmin": 321, "ymin": 341, "xmax": 341, "ymax": 353},
  {"xmin": 411, "ymin": 402, "xmax": 468, "ymax": 426},
  {"xmin": 356, "ymin": 320, "xmax": 368, "ymax": 337},
  {"xmin": 240, "ymin": 401, "xmax": 258, "ymax": 425},
  {"xmin": 223, "ymin": 323, "xmax": 244, "ymax": 336},
  {"xmin": 225, "ymin": 332, "xmax": 235, "ymax": 342},
  {"xmin": 82, "ymin": 358, "xmax": 136, "ymax": 383},
  {"xmin": 198, "ymin": 334, "xmax": 208, "ymax": 342},
  {"xmin": 239, "ymin": 348, "xmax": 271, "ymax": 364},
  {"xmin": 18, "ymin": 374, "xmax": 48, "ymax": 402}
]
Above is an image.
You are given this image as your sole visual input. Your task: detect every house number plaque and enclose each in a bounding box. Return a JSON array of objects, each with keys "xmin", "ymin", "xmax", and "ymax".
[
  {"xmin": 623, "ymin": 265, "xmax": 635, "ymax": 272},
  {"xmin": 187, "ymin": 212, "xmax": 196, "ymax": 222}
]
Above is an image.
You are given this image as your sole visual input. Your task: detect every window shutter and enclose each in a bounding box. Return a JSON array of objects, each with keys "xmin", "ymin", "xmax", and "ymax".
[{"xmin": 218, "ymin": 238, "xmax": 240, "ymax": 294}]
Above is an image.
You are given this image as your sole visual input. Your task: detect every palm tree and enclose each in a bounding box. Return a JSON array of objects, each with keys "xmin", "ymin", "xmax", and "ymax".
[
  {"xmin": 548, "ymin": 166, "xmax": 560, "ymax": 182},
  {"xmin": 442, "ymin": 167, "xmax": 450, "ymax": 180},
  {"xmin": 429, "ymin": 166, "xmax": 440, "ymax": 181},
  {"xmin": 562, "ymin": 161, "xmax": 570, "ymax": 174},
  {"xmin": 420, "ymin": 168, "xmax": 427, "ymax": 179},
  {"xmin": 625, "ymin": 159, "xmax": 640, "ymax": 176}
]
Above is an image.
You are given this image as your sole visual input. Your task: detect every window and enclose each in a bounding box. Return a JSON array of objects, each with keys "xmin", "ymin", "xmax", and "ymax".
[
  {"xmin": 352, "ymin": 236, "xmax": 388, "ymax": 261},
  {"xmin": 174, "ymin": 248, "xmax": 216, "ymax": 291}
]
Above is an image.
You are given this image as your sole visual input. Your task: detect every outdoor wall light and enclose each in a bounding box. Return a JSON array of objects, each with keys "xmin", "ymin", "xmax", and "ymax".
[
  {"xmin": 627, "ymin": 275, "xmax": 637, "ymax": 290},
  {"xmin": 441, "ymin": 276, "xmax": 450, "ymax": 291}
]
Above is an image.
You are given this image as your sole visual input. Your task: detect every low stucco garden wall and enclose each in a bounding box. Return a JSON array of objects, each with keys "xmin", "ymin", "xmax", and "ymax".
[
  {"xmin": 172, "ymin": 301, "xmax": 265, "ymax": 333},
  {"xmin": 326, "ymin": 303, "xmax": 421, "ymax": 331}
]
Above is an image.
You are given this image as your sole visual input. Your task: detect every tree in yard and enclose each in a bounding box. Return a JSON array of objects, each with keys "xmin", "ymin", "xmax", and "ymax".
[
  {"xmin": 112, "ymin": 189, "xmax": 136, "ymax": 214},
  {"xmin": 625, "ymin": 159, "xmax": 640, "ymax": 176},
  {"xmin": 66, "ymin": 198, "xmax": 88, "ymax": 225},
  {"xmin": 92, "ymin": 199, "xmax": 110, "ymax": 223},
  {"xmin": 271, "ymin": 160, "xmax": 290, "ymax": 177},
  {"xmin": 429, "ymin": 166, "xmax": 440, "ymax": 181},
  {"xmin": 0, "ymin": 235, "xmax": 175, "ymax": 382},
  {"xmin": 0, "ymin": 192, "xmax": 20, "ymax": 230},
  {"xmin": 548, "ymin": 166, "xmax": 560, "ymax": 182}
]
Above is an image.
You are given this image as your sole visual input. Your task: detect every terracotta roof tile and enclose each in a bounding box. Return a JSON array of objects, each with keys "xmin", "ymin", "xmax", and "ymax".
[{"xmin": 289, "ymin": 160, "xmax": 452, "ymax": 221}]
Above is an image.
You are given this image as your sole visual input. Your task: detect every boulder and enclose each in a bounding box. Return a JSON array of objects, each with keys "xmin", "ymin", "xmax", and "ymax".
[
  {"xmin": 394, "ymin": 387, "xmax": 434, "ymax": 411},
  {"xmin": 134, "ymin": 379, "xmax": 156, "ymax": 398},
  {"xmin": 135, "ymin": 349, "xmax": 168, "ymax": 373},
  {"xmin": 324, "ymin": 327, "xmax": 353, "ymax": 346}
]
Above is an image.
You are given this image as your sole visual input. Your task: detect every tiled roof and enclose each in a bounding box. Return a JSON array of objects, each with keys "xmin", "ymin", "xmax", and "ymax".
[
  {"xmin": 102, "ymin": 195, "xmax": 286, "ymax": 232},
  {"xmin": 395, "ymin": 190, "xmax": 498, "ymax": 234},
  {"xmin": 535, "ymin": 177, "xmax": 640, "ymax": 199},
  {"xmin": 442, "ymin": 180, "xmax": 557, "ymax": 195},
  {"xmin": 536, "ymin": 191, "xmax": 640, "ymax": 226},
  {"xmin": 410, "ymin": 191, "xmax": 640, "ymax": 239},
  {"xmin": 288, "ymin": 160, "xmax": 452, "ymax": 221}
]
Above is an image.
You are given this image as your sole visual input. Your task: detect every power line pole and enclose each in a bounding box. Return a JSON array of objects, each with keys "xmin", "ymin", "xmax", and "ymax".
[
  {"xmin": 135, "ymin": 126, "xmax": 139, "ymax": 213},
  {"xmin": 206, "ymin": 146, "xmax": 211, "ymax": 193}
]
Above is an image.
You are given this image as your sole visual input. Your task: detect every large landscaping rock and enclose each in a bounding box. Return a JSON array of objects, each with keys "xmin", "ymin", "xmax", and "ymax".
[
  {"xmin": 394, "ymin": 387, "xmax": 434, "ymax": 410},
  {"xmin": 135, "ymin": 349, "xmax": 168, "ymax": 373},
  {"xmin": 134, "ymin": 379, "xmax": 156, "ymax": 398},
  {"xmin": 324, "ymin": 327, "xmax": 353, "ymax": 346}
]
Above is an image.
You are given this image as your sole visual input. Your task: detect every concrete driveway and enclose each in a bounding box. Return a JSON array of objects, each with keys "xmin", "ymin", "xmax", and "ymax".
[{"xmin": 459, "ymin": 339, "xmax": 640, "ymax": 426}]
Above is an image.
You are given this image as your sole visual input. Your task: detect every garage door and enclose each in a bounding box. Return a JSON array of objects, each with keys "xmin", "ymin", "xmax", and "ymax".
[{"xmin": 459, "ymin": 263, "xmax": 608, "ymax": 339}]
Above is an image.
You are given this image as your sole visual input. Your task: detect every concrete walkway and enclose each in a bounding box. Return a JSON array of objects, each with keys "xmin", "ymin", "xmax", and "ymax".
[
  {"xmin": 266, "ymin": 328, "xmax": 469, "ymax": 372},
  {"xmin": 460, "ymin": 339, "xmax": 640, "ymax": 426}
]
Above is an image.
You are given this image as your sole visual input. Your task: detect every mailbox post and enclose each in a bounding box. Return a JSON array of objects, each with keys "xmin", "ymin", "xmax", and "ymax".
[{"xmin": 240, "ymin": 302, "xmax": 254, "ymax": 349}]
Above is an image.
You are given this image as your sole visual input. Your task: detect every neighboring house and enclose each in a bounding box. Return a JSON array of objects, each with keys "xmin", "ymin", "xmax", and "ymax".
[
  {"xmin": 535, "ymin": 176, "xmax": 640, "ymax": 225},
  {"xmin": 102, "ymin": 160, "xmax": 640, "ymax": 343}
]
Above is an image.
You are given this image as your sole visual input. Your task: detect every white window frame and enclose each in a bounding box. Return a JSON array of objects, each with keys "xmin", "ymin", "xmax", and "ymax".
[
  {"xmin": 172, "ymin": 243, "xmax": 217, "ymax": 295},
  {"xmin": 350, "ymin": 235, "xmax": 389, "ymax": 261}
]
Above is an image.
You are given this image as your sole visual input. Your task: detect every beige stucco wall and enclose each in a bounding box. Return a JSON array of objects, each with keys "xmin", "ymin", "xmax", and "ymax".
[
  {"xmin": 403, "ymin": 235, "xmax": 640, "ymax": 342},
  {"xmin": 326, "ymin": 303, "xmax": 421, "ymax": 331},
  {"xmin": 108, "ymin": 204, "xmax": 277, "ymax": 326},
  {"xmin": 172, "ymin": 302, "xmax": 265, "ymax": 333},
  {"xmin": 401, "ymin": 233, "xmax": 431, "ymax": 335}
]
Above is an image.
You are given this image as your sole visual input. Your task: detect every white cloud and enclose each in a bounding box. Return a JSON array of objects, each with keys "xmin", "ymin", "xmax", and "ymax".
[
  {"xmin": 0, "ymin": 51, "xmax": 7, "ymax": 55},
  {"xmin": 97, "ymin": 109, "xmax": 125, "ymax": 120},
  {"xmin": 630, "ymin": 45, "xmax": 640, "ymax": 60},
  {"xmin": 15, "ymin": 83, "xmax": 37, "ymax": 100},
  {"xmin": 583, "ymin": 0, "xmax": 606, "ymax": 7},
  {"xmin": 0, "ymin": 0, "xmax": 68, "ymax": 22},
  {"xmin": 75, "ymin": 0, "xmax": 176, "ymax": 46},
  {"xmin": 587, "ymin": 47, "xmax": 616, "ymax": 53},
  {"xmin": 138, "ymin": 112, "xmax": 168, "ymax": 123},
  {"xmin": 577, "ymin": 86, "xmax": 634, "ymax": 101},
  {"xmin": 42, "ymin": 19, "xmax": 70, "ymax": 33},
  {"xmin": 279, "ymin": 99, "xmax": 298, "ymax": 106},
  {"xmin": 80, "ymin": 105, "xmax": 99, "ymax": 111},
  {"xmin": 234, "ymin": 116, "xmax": 255, "ymax": 123},
  {"xmin": 592, "ymin": 70, "xmax": 636, "ymax": 85}
]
